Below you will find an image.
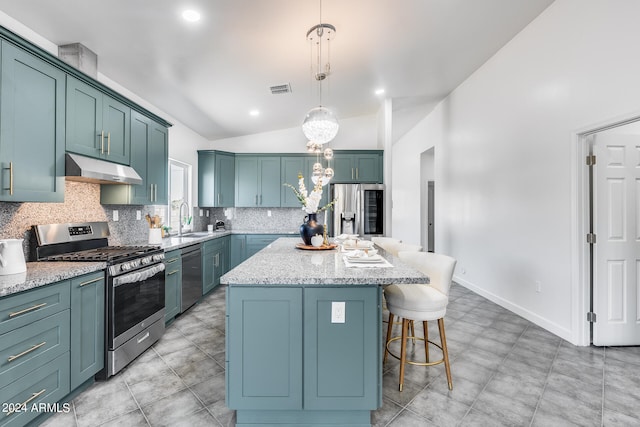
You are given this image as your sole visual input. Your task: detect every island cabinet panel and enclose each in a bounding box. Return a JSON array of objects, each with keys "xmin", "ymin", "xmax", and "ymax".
[
  {"xmin": 227, "ymin": 285, "xmax": 381, "ymax": 423},
  {"xmin": 0, "ymin": 41, "xmax": 66, "ymax": 202},
  {"xmin": 227, "ymin": 287, "xmax": 303, "ymax": 410},
  {"xmin": 303, "ymin": 287, "xmax": 380, "ymax": 410},
  {"xmin": 70, "ymin": 272, "xmax": 104, "ymax": 390}
]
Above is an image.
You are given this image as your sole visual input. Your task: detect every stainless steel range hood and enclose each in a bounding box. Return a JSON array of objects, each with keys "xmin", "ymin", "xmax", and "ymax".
[{"xmin": 65, "ymin": 153, "xmax": 143, "ymax": 185}]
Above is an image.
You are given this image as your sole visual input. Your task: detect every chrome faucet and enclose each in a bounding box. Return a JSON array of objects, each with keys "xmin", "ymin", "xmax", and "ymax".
[{"xmin": 178, "ymin": 202, "xmax": 189, "ymax": 236}]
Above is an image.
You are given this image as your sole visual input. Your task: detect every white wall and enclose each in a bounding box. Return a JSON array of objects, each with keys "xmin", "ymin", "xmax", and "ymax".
[
  {"xmin": 392, "ymin": 0, "xmax": 640, "ymax": 344},
  {"xmin": 206, "ymin": 114, "xmax": 379, "ymax": 153}
]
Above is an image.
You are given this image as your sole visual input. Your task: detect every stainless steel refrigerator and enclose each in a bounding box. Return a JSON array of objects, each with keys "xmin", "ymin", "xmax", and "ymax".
[{"xmin": 329, "ymin": 183, "xmax": 385, "ymax": 238}]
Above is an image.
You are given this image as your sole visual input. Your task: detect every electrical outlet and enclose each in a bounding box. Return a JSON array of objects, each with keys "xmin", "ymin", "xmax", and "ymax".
[
  {"xmin": 268, "ymin": 210, "xmax": 272, "ymax": 217},
  {"xmin": 331, "ymin": 301, "xmax": 345, "ymax": 323},
  {"xmin": 199, "ymin": 209, "xmax": 203, "ymax": 217},
  {"xmin": 113, "ymin": 210, "xmax": 119, "ymax": 221},
  {"xmin": 206, "ymin": 211, "xmax": 209, "ymax": 217},
  {"xmin": 535, "ymin": 281, "xmax": 542, "ymax": 293},
  {"xmin": 136, "ymin": 210, "xmax": 141, "ymax": 220}
]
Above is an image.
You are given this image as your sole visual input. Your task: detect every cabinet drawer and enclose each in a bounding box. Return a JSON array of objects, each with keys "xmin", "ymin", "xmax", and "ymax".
[
  {"xmin": 0, "ymin": 281, "xmax": 70, "ymax": 335},
  {"xmin": 0, "ymin": 352, "xmax": 70, "ymax": 427},
  {"xmin": 0, "ymin": 310, "xmax": 70, "ymax": 385}
]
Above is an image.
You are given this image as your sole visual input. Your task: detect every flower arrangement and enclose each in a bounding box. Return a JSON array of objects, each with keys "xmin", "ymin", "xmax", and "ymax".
[{"xmin": 283, "ymin": 173, "xmax": 336, "ymax": 214}]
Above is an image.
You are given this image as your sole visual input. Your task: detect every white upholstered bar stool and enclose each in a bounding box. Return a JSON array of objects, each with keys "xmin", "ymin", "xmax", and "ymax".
[
  {"xmin": 371, "ymin": 237, "xmax": 402, "ymax": 253},
  {"xmin": 385, "ymin": 242, "xmax": 422, "ymax": 257},
  {"xmin": 383, "ymin": 251, "xmax": 457, "ymax": 391}
]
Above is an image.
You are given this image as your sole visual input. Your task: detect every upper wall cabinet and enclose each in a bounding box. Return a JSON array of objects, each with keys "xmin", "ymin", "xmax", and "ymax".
[
  {"xmin": 332, "ymin": 151, "xmax": 383, "ymax": 183},
  {"xmin": 101, "ymin": 111, "xmax": 168, "ymax": 205},
  {"xmin": 66, "ymin": 76, "xmax": 131, "ymax": 165},
  {"xmin": 198, "ymin": 150, "xmax": 235, "ymax": 207},
  {"xmin": 235, "ymin": 156, "xmax": 281, "ymax": 207},
  {"xmin": 280, "ymin": 156, "xmax": 329, "ymax": 208},
  {"xmin": 0, "ymin": 41, "xmax": 66, "ymax": 202}
]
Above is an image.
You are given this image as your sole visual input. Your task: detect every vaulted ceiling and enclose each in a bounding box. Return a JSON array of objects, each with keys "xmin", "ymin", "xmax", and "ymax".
[{"xmin": 0, "ymin": 0, "xmax": 554, "ymax": 141}]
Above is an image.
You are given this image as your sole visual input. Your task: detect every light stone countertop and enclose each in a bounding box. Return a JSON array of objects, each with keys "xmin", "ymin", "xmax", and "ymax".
[
  {"xmin": 0, "ymin": 262, "xmax": 106, "ymax": 298},
  {"xmin": 221, "ymin": 237, "xmax": 429, "ymax": 286}
]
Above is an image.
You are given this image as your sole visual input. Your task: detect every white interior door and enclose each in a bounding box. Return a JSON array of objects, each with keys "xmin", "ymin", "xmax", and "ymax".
[{"xmin": 593, "ymin": 128, "xmax": 640, "ymax": 345}]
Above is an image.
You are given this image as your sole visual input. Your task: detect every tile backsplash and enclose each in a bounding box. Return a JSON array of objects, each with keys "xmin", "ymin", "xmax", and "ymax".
[{"xmin": 0, "ymin": 181, "xmax": 308, "ymax": 262}]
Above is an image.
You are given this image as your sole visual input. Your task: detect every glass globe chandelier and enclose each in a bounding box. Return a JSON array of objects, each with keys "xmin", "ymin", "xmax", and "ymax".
[{"xmin": 302, "ymin": 3, "xmax": 338, "ymax": 145}]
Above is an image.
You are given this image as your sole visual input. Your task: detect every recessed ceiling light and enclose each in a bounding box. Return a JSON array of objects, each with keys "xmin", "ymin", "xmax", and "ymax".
[
  {"xmin": 249, "ymin": 110, "xmax": 260, "ymax": 117},
  {"xmin": 182, "ymin": 10, "xmax": 201, "ymax": 22},
  {"xmin": 375, "ymin": 88, "xmax": 385, "ymax": 96}
]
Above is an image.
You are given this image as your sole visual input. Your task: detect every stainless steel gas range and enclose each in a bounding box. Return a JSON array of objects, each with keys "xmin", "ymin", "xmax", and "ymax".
[{"xmin": 33, "ymin": 222, "xmax": 166, "ymax": 379}]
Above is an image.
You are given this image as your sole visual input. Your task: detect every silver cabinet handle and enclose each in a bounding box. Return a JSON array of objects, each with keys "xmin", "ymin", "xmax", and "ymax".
[
  {"xmin": 3, "ymin": 162, "xmax": 13, "ymax": 195},
  {"xmin": 214, "ymin": 253, "xmax": 219, "ymax": 267},
  {"xmin": 79, "ymin": 277, "xmax": 102, "ymax": 287},
  {"xmin": 351, "ymin": 168, "xmax": 354, "ymax": 180},
  {"xmin": 217, "ymin": 193, "xmax": 220, "ymax": 205},
  {"xmin": 137, "ymin": 332, "xmax": 150, "ymax": 344},
  {"xmin": 9, "ymin": 303, "xmax": 47, "ymax": 318},
  {"xmin": 8, "ymin": 342, "xmax": 46, "ymax": 362},
  {"xmin": 100, "ymin": 131, "xmax": 105, "ymax": 154},
  {"xmin": 107, "ymin": 132, "xmax": 111, "ymax": 155},
  {"xmin": 167, "ymin": 270, "xmax": 179, "ymax": 275},
  {"xmin": 356, "ymin": 168, "xmax": 359, "ymax": 179},
  {"xmin": 5, "ymin": 389, "xmax": 46, "ymax": 416},
  {"xmin": 255, "ymin": 195, "xmax": 258, "ymax": 205},
  {"xmin": 259, "ymin": 195, "xmax": 262, "ymax": 205}
]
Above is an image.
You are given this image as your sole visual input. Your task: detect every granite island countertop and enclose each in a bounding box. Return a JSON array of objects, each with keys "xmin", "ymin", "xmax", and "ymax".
[
  {"xmin": 220, "ymin": 237, "xmax": 428, "ymax": 286},
  {"xmin": 0, "ymin": 261, "xmax": 106, "ymax": 298}
]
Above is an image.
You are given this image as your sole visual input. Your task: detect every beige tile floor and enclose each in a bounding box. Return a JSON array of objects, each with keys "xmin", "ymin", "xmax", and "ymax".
[{"xmin": 41, "ymin": 283, "xmax": 640, "ymax": 426}]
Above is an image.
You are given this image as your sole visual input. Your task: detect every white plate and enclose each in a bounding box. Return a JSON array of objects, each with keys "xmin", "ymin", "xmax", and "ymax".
[{"xmin": 346, "ymin": 254, "xmax": 384, "ymax": 263}]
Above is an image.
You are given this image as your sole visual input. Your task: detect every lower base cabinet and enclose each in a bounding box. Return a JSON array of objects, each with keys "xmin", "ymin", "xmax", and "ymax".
[
  {"xmin": 0, "ymin": 272, "xmax": 105, "ymax": 427},
  {"xmin": 164, "ymin": 249, "xmax": 182, "ymax": 323},
  {"xmin": 203, "ymin": 236, "xmax": 230, "ymax": 295},
  {"xmin": 227, "ymin": 285, "xmax": 381, "ymax": 425}
]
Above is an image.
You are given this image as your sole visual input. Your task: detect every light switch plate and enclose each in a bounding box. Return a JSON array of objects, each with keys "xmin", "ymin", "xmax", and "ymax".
[
  {"xmin": 331, "ymin": 301, "xmax": 345, "ymax": 323},
  {"xmin": 136, "ymin": 210, "xmax": 141, "ymax": 220},
  {"xmin": 113, "ymin": 210, "xmax": 119, "ymax": 222}
]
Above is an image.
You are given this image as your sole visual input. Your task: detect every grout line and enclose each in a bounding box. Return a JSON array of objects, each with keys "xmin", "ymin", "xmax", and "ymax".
[{"xmin": 528, "ymin": 333, "xmax": 562, "ymax": 426}]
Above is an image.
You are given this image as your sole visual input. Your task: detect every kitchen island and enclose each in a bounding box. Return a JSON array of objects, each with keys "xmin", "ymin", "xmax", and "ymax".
[{"xmin": 220, "ymin": 237, "xmax": 428, "ymax": 427}]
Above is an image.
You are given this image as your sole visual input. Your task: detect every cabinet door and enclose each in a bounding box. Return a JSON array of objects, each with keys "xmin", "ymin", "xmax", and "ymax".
[
  {"xmin": 216, "ymin": 153, "xmax": 235, "ymax": 207},
  {"xmin": 235, "ymin": 156, "xmax": 259, "ymax": 207},
  {"xmin": 164, "ymin": 251, "xmax": 182, "ymax": 323},
  {"xmin": 354, "ymin": 154, "xmax": 382, "ymax": 183},
  {"xmin": 125, "ymin": 110, "xmax": 151, "ymax": 204},
  {"xmin": 148, "ymin": 122, "xmax": 168, "ymax": 205},
  {"xmin": 227, "ymin": 287, "xmax": 303, "ymax": 410},
  {"xmin": 303, "ymin": 287, "xmax": 380, "ymax": 410},
  {"xmin": 198, "ymin": 152, "xmax": 216, "ymax": 207},
  {"xmin": 258, "ymin": 157, "xmax": 281, "ymax": 206},
  {"xmin": 281, "ymin": 156, "xmax": 305, "ymax": 208},
  {"xmin": 65, "ymin": 76, "xmax": 103, "ymax": 159},
  {"xmin": 202, "ymin": 247, "xmax": 215, "ymax": 295},
  {"xmin": 331, "ymin": 154, "xmax": 355, "ymax": 182},
  {"xmin": 0, "ymin": 42, "xmax": 66, "ymax": 202},
  {"xmin": 102, "ymin": 96, "xmax": 130, "ymax": 165},
  {"xmin": 70, "ymin": 272, "xmax": 105, "ymax": 389},
  {"xmin": 229, "ymin": 235, "xmax": 246, "ymax": 270}
]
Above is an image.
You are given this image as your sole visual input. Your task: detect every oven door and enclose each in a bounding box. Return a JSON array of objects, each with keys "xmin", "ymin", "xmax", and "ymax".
[{"xmin": 109, "ymin": 262, "xmax": 165, "ymax": 349}]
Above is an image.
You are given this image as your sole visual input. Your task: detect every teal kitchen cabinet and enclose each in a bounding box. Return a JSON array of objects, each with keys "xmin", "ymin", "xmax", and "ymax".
[
  {"xmin": 227, "ymin": 286, "xmax": 380, "ymax": 417},
  {"xmin": 0, "ymin": 40, "xmax": 66, "ymax": 202},
  {"xmin": 66, "ymin": 75, "xmax": 131, "ymax": 165},
  {"xmin": 227, "ymin": 287, "xmax": 303, "ymax": 410},
  {"xmin": 332, "ymin": 151, "xmax": 383, "ymax": 183},
  {"xmin": 164, "ymin": 249, "xmax": 182, "ymax": 323},
  {"xmin": 235, "ymin": 156, "xmax": 281, "ymax": 207},
  {"xmin": 70, "ymin": 272, "xmax": 104, "ymax": 390},
  {"xmin": 198, "ymin": 150, "xmax": 235, "ymax": 207},
  {"xmin": 230, "ymin": 234, "xmax": 294, "ymax": 269},
  {"xmin": 203, "ymin": 237, "xmax": 229, "ymax": 295},
  {"xmin": 280, "ymin": 156, "xmax": 305, "ymax": 207},
  {"xmin": 229, "ymin": 235, "xmax": 246, "ymax": 270},
  {"xmin": 0, "ymin": 280, "xmax": 72, "ymax": 427},
  {"xmin": 101, "ymin": 111, "xmax": 168, "ymax": 205}
]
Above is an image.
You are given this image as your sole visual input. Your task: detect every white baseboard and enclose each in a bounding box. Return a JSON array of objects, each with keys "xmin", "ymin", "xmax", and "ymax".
[{"xmin": 453, "ymin": 275, "xmax": 577, "ymax": 345}]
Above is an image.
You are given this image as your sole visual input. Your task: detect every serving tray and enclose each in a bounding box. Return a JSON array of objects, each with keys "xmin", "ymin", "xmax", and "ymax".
[{"xmin": 295, "ymin": 243, "xmax": 338, "ymax": 251}]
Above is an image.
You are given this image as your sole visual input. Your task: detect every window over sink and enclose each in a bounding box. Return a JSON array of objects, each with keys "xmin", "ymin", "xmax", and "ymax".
[{"xmin": 168, "ymin": 158, "xmax": 192, "ymax": 234}]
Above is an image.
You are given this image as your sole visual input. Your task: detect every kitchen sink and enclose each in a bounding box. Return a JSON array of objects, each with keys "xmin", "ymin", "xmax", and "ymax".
[{"xmin": 180, "ymin": 231, "xmax": 216, "ymax": 238}]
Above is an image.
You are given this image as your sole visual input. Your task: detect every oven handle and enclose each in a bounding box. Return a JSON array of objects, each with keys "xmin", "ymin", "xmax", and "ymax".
[{"xmin": 112, "ymin": 263, "xmax": 165, "ymax": 287}]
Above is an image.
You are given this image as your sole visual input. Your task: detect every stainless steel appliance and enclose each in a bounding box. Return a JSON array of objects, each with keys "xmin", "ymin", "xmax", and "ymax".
[
  {"xmin": 33, "ymin": 222, "xmax": 165, "ymax": 379},
  {"xmin": 181, "ymin": 244, "xmax": 202, "ymax": 313},
  {"xmin": 329, "ymin": 183, "xmax": 385, "ymax": 238}
]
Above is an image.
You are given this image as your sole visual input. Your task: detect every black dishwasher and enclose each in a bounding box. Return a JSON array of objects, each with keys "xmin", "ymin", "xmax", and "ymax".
[{"xmin": 181, "ymin": 244, "xmax": 202, "ymax": 313}]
